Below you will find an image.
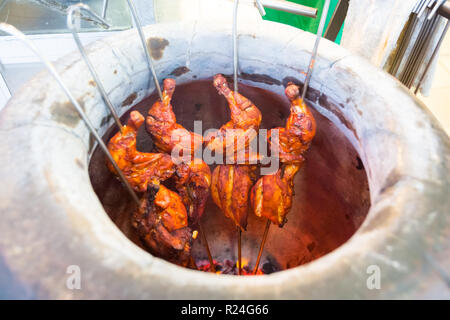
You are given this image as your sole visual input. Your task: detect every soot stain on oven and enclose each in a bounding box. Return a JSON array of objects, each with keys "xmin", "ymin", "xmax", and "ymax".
[
  {"xmin": 88, "ymin": 80, "xmax": 370, "ymax": 275},
  {"xmin": 170, "ymin": 66, "xmax": 191, "ymax": 77},
  {"xmin": 50, "ymin": 99, "xmax": 86, "ymax": 128},
  {"xmin": 148, "ymin": 37, "xmax": 169, "ymax": 61},
  {"xmin": 121, "ymin": 92, "xmax": 137, "ymax": 107},
  {"xmin": 240, "ymin": 72, "xmax": 281, "ymax": 86}
]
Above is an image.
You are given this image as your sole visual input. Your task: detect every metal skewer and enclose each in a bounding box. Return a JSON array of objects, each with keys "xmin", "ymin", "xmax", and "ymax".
[
  {"xmin": 199, "ymin": 222, "xmax": 216, "ymax": 273},
  {"xmin": 428, "ymin": 0, "xmax": 446, "ymax": 19},
  {"xmin": 67, "ymin": 3, "xmax": 124, "ymax": 133},
  {"xmin": 388, "ymin": 1, "xmax": 423, "ymax": 76},
  {"xmin": 406, "ymin": 0, "xmax": 445, "ymax": 88},
  {"xmin": 399, "ymin": 0, "xmax": 441, "ymax": 87},
  {"xmin": 301, "ymin": 0, "xmax": 331, "ymax": 102},
  {"xmin": 406, "ymin": 14, "xmax": 439, "ymax": 87},
  {"xmin": 232, "ymin": 0, "xmax": 243, "ymax": 276},
  {"xmin": 101, "ymin": 0, "xmax": 109, "ymax": 19},
  {"xmin": 237, "ymin": 227, "xmax": 242, "ymax": 275},
  {"xmin": 253, "ymin": 219, "xmax": 270, "ymax": 274},
  {"xmin": 233, "ymin": 0, "xmax": 240, "ymax": 93},
  {"xmin": 233, "ymin": 0, "xmax": 317, "ymax": 93},
  {"xmin": 126, "ymin": 0, "xmax": 163, "ymax": 100},
  {"xmin": 0, "ymin": 23, "xmax": 141, "ymax": 206},
  {"xmin": 402, "ymin": 4, "xmax": 434, "ymax": 84},
  {"xmin": 255, "ymin": 0, "xmax": 267, "ymax": 17},
  {"xmin": 231, "ymin": 0, "xmax": 325, "ymax": 275},
  {"xmin": 415, "ymin": 19, "xmax": 449, "ymax": 94},
  {"xmin": 402, "ymin": 4, "xmax": 439, "ymax": 87},
  {"xmin": 418, "ymin": 0, "xmax": 434, "ymax": 18},
  {"xmin": 253, "ymin": 0, "xmax": 331, "ymax": 275}
]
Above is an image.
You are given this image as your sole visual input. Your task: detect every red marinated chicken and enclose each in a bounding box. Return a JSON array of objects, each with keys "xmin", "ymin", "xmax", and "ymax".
[
  {"xmin": 146, "ymin": 78, "xmax": 203, "ymax": 157},
  {"xmin": 205, "ymin": 74, "xmax": 262, "ymax": 159},
  {"xmin": 251, "ymin": 83, "xmax": 316, "ymax": 227},
  {"xmin": 208, "ymin": 75, "xmax": 262, "ymax": 231},
  {"xmin": 268, "ymin": 83, "xmax": 316, "ymax": 164},
  {"xmin": 211, "ymin": 165, "xmax": 257, "ymax": 231},
  {"xmin": 133, "ymin": 182, "xmax": 193, "ymax": 266},
  {"xmin": 250, "ymin": 164, "xmax": 301, "ymax": 227},
  {"xmin": 174, "ymin": 159, "xmax": 211, "ymax": 225},
  {"xmin": 107, "ymin": 111, "xmax": 175, "ymax": 192}
]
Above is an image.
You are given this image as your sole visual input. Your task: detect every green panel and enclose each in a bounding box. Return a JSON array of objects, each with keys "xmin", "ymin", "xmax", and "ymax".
[{"xmin": 263, "ymin": 0, "xmax": 344, "ymax": 44}]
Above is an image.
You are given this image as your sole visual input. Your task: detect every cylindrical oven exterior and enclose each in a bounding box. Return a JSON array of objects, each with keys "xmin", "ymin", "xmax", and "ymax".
[{"xmin": 0, "ymin": 20, "xmax": 448, "ymax": 299}]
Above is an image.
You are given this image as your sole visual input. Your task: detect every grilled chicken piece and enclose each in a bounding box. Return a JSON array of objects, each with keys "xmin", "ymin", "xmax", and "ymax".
[
  {"xmin": 211, "ymin": 164, "xmax": 257, "ymax": 231},
  {"xmin": 253, "ymin": 83, "xmax": 316, "ymax": 226},
  {"xmin": 268, "ymin": 83, "xmax": 316, "ymax": 164},
  {"xmin": 133, "ymin": 182, "xmax": 193, "ymax": 267},
  {"xmin": 146, "ymin": 78, "xmax": 203, "ymax": 157},
  {"xmin": 107, "ymin": 111, "xmax": 176, "ymax": 192},
  {"xmin": 205, "ymin": 74, "xmax": 262, "ymax": 158},
  {"xmin": 208, "ymin": 75, "xmax": 262, "ymax": 231},
  {"xmin": 174, "ymin": 159, "xmax": 211, "ymax": 226},
  {"xmin": 250, "ymin": 164, "xmax": 301, "ymax": 227}
]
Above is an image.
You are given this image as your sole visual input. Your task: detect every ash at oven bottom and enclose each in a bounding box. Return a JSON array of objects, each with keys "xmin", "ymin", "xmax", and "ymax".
[{"xmin": 196, "ymin": 256, "xmax": 280, "ymax": 275}]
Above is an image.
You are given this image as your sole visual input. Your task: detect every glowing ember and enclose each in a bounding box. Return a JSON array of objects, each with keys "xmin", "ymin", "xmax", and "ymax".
[{"xmin": 196, "ymin": 258, "xmax": 265, "ymax": 275}]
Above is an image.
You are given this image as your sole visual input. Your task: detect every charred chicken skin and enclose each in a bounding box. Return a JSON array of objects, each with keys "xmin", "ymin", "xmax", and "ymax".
[
  {"xmin": 268, "ymin": 83, "xmax": 316, "ymax": 164},
  {"xmin": 250, "ymin": 164, "xmax": 301, "ymax": 227},
  {"xmin": 107, "ymin": 111, "xmax": 176, "ymax": 192},
  {"xmin": 205, "ymin": 74, "xmax": 262, "ymax": 158},
  {"xmin": 211, "ymin": 165, "xmax": 257, "ymax": 231},
  {"xmin": 146, "ymin": 78, "xmax": 203, "ymax": 157},
  {"xmin": 133, "ymin": 182, "xmax": 193, "ymax": 266},
  {"xmin": 174, "ymin": 159, "xmax": 212, "ymax": 226}
]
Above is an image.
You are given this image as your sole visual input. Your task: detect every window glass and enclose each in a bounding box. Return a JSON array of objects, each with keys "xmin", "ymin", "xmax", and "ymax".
[{"xmin": 0, "ymin": 0, "xmax": 132, "ymax": 35}]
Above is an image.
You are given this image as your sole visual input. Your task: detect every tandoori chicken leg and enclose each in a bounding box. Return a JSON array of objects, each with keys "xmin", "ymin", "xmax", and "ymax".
[
  {"xmin": 268, "ymin": 82, "xmax": 316, "ymax": 165},
  {"xmin": 107, "ymin": 111, "xmax": 176, "ymax": 192},
  {"xmin": 146, "ymin": 78, "xmax": 203, "ymax": 157},
  {"xmin": 205, "ymin": 74, "xmax": 262, "ymax": 159},
  {"xmin": 133, "ymin": 182, "xmax": 193, "ymax": 267},
  {"xmin": 251, "ymin": 83, "xmax": 316, "ymax": 227}
]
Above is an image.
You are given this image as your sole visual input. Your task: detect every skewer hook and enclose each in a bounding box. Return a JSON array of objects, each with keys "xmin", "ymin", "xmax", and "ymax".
[{"xmin": 67, "ymin": 3, "xmax": 125, "ymax": 133}]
